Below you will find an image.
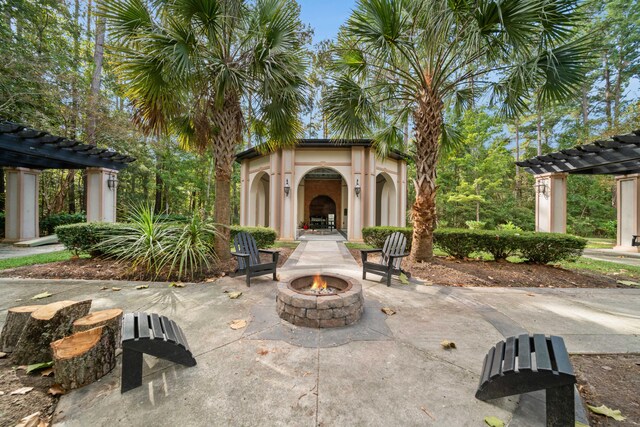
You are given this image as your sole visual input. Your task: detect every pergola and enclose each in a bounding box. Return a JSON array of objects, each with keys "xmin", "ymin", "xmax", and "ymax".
[
  {"xmin": 0, "ymin": 120, "xmax": 135, "ymax": 242},
  {"xmin": 517, "ymin": 129, "xmax": 640, "ymax": 251}
]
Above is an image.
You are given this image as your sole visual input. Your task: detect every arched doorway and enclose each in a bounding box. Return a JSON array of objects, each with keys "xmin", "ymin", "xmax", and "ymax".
[
  {"xmin": 375, "ymin": 172, "xmax": 397, "ymax": 226},
  {"xmin": 249, "ymin": 172, "xmax": 269, "ymax": 227},
  {"xmin": 296, "ymin": 167, "xmax": 347, "ymax": 235},
  {"xmin": 309, "ymin": 195, "xmax": 336, "ymax": 228}
]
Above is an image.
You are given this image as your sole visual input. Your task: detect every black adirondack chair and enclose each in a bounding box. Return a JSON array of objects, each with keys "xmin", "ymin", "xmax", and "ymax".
[
  {"xmin": 361, "ymin": 231, "xmax": 410, "ymax": 286},
  {"xmin": 231, "ymin": 231, "xmax": 280, "ymax": 287}
]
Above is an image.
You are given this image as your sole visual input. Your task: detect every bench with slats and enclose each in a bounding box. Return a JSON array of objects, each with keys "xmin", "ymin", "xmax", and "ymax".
[
  {"xmin": 476, "ymin": 334, "xmax": 576, "ymax": 426},
  {"xmin": 231, "ymin": 231, "xmax": 280, "ymax": 287},
  {"xmin": 121, "ymin": 312, "xmax": 196, "ymax": 393}
]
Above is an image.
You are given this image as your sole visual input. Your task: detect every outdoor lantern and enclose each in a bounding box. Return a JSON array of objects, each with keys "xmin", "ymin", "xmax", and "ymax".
[
  {"xmin": 355, "ymin": 179, "xmax": 361, "ymax": 197},
  {"xmin": 284, "ymin": 179, "xmax": 290, "ymax": 196},
  {"xmin": 534, "ymin": 179, "xmax": 549, "ymax": 199},
  {"xmin": 107, "ymin": 173, "xmax": 118, "ymax": 191}
]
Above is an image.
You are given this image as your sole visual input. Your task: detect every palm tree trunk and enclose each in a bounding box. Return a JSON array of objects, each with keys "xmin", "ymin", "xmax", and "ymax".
[
  {"xmin": 410, "ymin": 88, "xmax": 443, "ymax": 262},
  {"xmin": 212, "ymin": 95, "xmax": 243, "ymax": 261},
  {"xmin": 86, "ymin": 16, "xmax": 105, "ymax": 145}
]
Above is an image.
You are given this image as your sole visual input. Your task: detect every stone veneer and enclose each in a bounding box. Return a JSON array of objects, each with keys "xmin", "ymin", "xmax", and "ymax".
[{"xmin": 276, "ymin": 275, "xmax": 364, "ymax": 328}]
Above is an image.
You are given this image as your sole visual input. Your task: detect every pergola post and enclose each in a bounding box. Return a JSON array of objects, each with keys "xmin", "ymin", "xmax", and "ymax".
[
  {"xmin": 3, "ymin": 167, "xmax": 41, "ymax": 242},
  {"xmin": 535, "ymin": 172, "xmax": 567, "ymax": 233},
  {"xmin": 86, "ymin": 168, "xmax": 118, "ymax": 223},
  {"xmin": 614, "ymin": 173, "xmax": 640, "ymax": 251}
]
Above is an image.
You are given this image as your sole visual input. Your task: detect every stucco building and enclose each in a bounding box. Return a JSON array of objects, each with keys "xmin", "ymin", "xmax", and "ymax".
[{"xmin": 236, "ymin": 140, "xmax": 409, "ymax": 241}]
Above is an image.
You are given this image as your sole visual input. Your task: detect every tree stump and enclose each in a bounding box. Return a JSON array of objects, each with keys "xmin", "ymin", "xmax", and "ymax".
[
  {"xmin": 73, "ymin": 309, "xmax": 123, "ymax": 347},
  {"xmin": 51, "ymin": 326, "xmax": 117, "ymax": 390},
  {"xmin": 11, "ymin": 300, "xmax": 92, "ymax": 365},
  {"xmin": 0, "ymin": 305, "xmax": 41, "ymax": 352}
]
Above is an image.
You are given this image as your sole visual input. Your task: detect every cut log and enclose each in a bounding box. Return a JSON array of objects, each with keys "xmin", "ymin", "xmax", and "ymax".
[
  {"xmin": 11, "ymin": 300, "xmax": 92, "ymax": 365},
  {"xmin": 51, "ymin": 326, "xmax": 116, "ymax": 390},
  {"xmin": 0, "ymin": 305, "xmax": 41, "ymax": 352},
  {"xmin": 73, "ymin": 309, "xmax": 123, "ymax": 347}
]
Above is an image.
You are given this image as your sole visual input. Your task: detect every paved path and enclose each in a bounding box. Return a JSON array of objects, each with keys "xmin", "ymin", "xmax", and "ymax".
[
  {"xmin": 583, "ymin": 248, "xmax": 640, "ymax": 267},
  {"xmin": 0, "ymin": 243, "xmax": 65, "ymax": 260},
  {"xmin": 0, "ymin": 243, "xmax": 636, "ymax": 426}
]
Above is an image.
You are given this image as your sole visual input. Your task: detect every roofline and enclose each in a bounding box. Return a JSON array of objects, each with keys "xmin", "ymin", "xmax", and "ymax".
[{"xmin": 235, "ymin": 139, "xmax": 410, "ymax": 162}]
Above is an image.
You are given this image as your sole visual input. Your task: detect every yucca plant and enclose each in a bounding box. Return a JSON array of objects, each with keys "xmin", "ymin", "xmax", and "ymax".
[
  {"xmin": 97, "ymin": 204, "xmax": 172, "ymax": 277},
  {"xmin": 164, "ymin": 215, "xmax": 220, "ymax": 280}
]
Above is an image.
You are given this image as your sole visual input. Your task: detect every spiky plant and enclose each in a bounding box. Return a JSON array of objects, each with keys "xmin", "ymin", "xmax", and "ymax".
[
  {"xmin": 102, "ymin": 0, "xmax": 309, "ymax": 259},
  {"xmin": 324, "ymin": 0, "xmax": 591, "ymax": 261}
]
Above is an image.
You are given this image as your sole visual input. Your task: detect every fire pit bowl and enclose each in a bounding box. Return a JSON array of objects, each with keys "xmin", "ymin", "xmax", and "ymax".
[{"xmin": 276, "ymin": 273, "xmax": 363, "ymax": 328}]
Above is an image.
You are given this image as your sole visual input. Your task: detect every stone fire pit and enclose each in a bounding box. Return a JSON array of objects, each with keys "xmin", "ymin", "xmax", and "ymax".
[{"xmin": 276, "ymin": 273, "xmax": 363, "ymax": 328}]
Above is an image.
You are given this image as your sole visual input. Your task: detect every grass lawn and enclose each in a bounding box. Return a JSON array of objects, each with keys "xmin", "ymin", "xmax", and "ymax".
[
  {"xmin": 585, "ymin": 238, "xmax": 616, "ymax": 249},
  {"xmin": 0, "ymin": 250, "xmax": 88, "ymax": 270},
  {"xmin": 554, "ymin": 257, "xmax": 640, "ymax": 279},
  {"xmin": 271, "ymin": 241, "xmax": 300, "ymax": 249}
]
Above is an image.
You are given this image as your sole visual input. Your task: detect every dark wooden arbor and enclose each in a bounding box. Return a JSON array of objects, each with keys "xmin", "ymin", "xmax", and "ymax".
[
  {"xmin": 517, "ymin": 129, "xmax": 640, "ymax": 251},
  {"xmin": 0, "ymin": 120, "xmax": 135, "ymax": 242}
]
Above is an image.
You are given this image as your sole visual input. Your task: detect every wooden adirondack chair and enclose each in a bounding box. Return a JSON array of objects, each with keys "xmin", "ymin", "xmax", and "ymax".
[
  {"xmin": 360, "ymin": 231, "xmax": 410, "ymax": 287},
  {"xmin": 231, "ymin": 232, "xmax": 280, "ymax": 287}
]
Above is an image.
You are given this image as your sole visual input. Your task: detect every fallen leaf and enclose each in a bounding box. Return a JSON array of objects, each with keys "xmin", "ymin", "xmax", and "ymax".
[
  {"xmin": 257, "ymin": 349, "xmax": 269, "ymax": 356},
  {"xmin": 26, "ymin": 361, "xmax": 53, "ymax": 374},
  {"xmin": 135, "ymin": 285, "xmax": 149, "ymax": 290},
  {"xmin": 617, "ymin": 280, "xmax": 640, "ymax": 287},
  {"xmin": 484, "ymin": 416, "xmax": 505, "ymax": 427},
  {"xmin": 488, "ymin": 276, "xmax": 494, "ymax": 280},
  {"xmin": 420, "ymin": 406, "xmax": 435, "ymax": 420},
  {"xmin": 526, "ymin": 293, "xmax": 535, "ymax": 297},
  {"xmin": 10, "ymin": 386, "xmax": 34, "ymax": 395},
  {"xmin": 16, "ymin": 365, "xmax": 27, "ymax": 371},
  {"xmin": 48, "ymin": 384, "xmax": 65, "ymax": 396},
  {"xmin": 100, "ymin": 286, "xmax": 108, "ymax": 291},
  {"xmin": 169, "ymin": 282, "xmax": 185, "ymax": 288},
  {"xmin": 205, "ymin": 278, "xmax": 216, "ymax": 283},
  {"xmin": 601, "ymin": 365, "xmax": 612, "ymax": 371},
  {"xmin": 229, "ymin": 319, "xmax": 247, "ymax": 330},
  {"xmin": 31, "ymin": 292, "xmax": 51, "ymax": 300},
  {"xmin": 15, "ymin": 411, "xmax": 45, "ymax": 427},
  {"xmin": 111, "ymin": 287, "xmax": 121, "ymax": 291},
  {"xmin": 587, "ymin": 404, "xmax": 626, "ymax": 421},
  {"xmin": 399, "ymin": 273, "xmax": 409, "ymax": 285},
  {"xmin": 40, "ymin": 368, "xmax": 54, "ymax": 377},
  {"xmin": 381, "ymin": 307, "xmax": 396, "ymax": 315},
  {"xmin": 441, "ymin": 340, "xmax": 457, "ymax": 350},
  {"xmin": 228, "ymin": 291, "xmax": 242, "ymax": 299},
  {"xmin": 0, "ymin": 352, "xmax": 6, "ymax": 358}
]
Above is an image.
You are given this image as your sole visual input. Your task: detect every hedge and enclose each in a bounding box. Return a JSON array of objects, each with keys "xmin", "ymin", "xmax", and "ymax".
[
  {"xmin": 362, "ymin": 226, "xmax": 413, "ymax": 250},
  {"xmin": 434, "ymin": 228, "xmax": 586, "ymax": 263},
  {"xmin": 41, "ymin": 212, "xmax": 86, "ymax": 235},
  {"xmin": 361, "ymin": 226, "xmax": 586, "ymax": 263},
  {"xmin": 56, "ymin": 222, "xmax": 128, "ymax": 255},
  {"xmin": 230, "ymin": 226, "xmax": 277, "ymax": 248}
]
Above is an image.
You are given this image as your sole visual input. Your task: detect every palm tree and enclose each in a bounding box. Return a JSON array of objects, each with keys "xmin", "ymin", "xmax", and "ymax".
[
  {"xmin": 102, "ymin": 0, "xmax": 308, "ymax": 259},
  {"xmin": 323, "ymin": 0, "xmax": 591, "ymax": 261}
]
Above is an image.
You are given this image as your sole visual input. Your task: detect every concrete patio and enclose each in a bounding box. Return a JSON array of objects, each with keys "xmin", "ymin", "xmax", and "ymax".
[{"xmin": 0, "ymin": 241, "xmax": 638, "ymax": 426}]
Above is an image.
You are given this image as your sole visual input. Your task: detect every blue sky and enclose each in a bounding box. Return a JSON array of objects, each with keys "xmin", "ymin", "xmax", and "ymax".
[{"xmin": 298, "ymin": 0, "xmax": 356, "ymax": 44}]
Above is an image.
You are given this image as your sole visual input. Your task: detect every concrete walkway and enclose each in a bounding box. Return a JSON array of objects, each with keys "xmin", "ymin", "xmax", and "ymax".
[
  {"xmin": 0, "ymin": 243, "xmax": 637, "ymax": 426},
  {"xmin": 583, "ymin": 248, "xmax": 640, "ymax": 267},
  {"xmin": 0, "ymin": 243, "xmax": 65, "ymax": 260}
]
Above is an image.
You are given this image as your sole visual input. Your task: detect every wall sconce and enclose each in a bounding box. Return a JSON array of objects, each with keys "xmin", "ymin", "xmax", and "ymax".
[
  {"xmin": 284, "ymin": 179, "xmax": 290, "ymax": 197},
  {"xmin": 107, "ymin": 173, "xmax": 118, "ymax": 191},
  {"xmin": 534, "ymin": 179, "xmax": 549, "ymax": 199},
  {"xmin": 354, "ymin": 179, "xmax": 361, "ymax": 197}
]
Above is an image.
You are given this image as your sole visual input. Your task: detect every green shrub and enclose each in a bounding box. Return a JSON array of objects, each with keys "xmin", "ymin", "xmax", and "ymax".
[
  {"xmin": 434, "ymin": 228, "xmax": 586, "ymax": 263},
  {"xmin": 517, "ymin": 232, "xmax": 587, "ymax": 264},
  {"xmin": 465, "ymin": 220, "xmax": 486, "ymax": 230},
  {"xmin": 361, "ymin": 226, "xmax": 413, "ymax": 250},
  {"xmin": 56, "ymin": 222, "xmax": 127, "ymax": 255},
  {"xmin": 230, "ymin": 226, "xmax": 277, "ymax": 248},
  {"xmin": 496, "ymin": 221, "xmax": 523, "ymax": 232},
  {"xmin": 41, "ymin": 212, "xmax": 86, "ymax": 235}
]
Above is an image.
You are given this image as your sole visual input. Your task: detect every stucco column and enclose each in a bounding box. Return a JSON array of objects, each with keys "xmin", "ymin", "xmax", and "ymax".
[
  {"xmin": 399, "ymin": 160, "xmax": 407, "ymax": 227},
  {"xmin": 534, "ymin": 172, "xmax": 567, "ymax": 233},
  {"xmin": 280, "ymin": 148, "xmax": 295, "ymax": 240},
  {"xmin": 86, "ymin": 168, "xmax": 118, "ymax": 223},
  {"xmin": 363, "ymin": 148, "xmax": 376, "ymax": 227},
  {"xmin": 4, "ymin": 167, "xmax": 41, "ymax": 242},
  {"xmin": 614, "ymin": 173, "xmax": 640, "ymax": 252},
  {"xmin": 240, "ymin": 161, "xmax": 249, "ymax": 226},
  {"xmin": 269, "ymin": 151, "xmax": 282, "ymax": 236},
  {"xmin": 350, "ymin": 146, "xmax": 365, "ymax": 241}
]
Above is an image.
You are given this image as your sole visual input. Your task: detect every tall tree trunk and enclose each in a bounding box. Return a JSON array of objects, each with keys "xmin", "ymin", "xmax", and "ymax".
[
  {"xmin": 581, "ymin": 82, "xmax": 589, "ymax": 139},
  {"xmin": 155, "ymin": 169, "xmax": 163, "ymax": 214},
  {"xmin": 80, "ymin": 171, "xmax": 87, "ymax": 213},
  {"xmin": 613, "ymin": 62, "xmax": 624, "ymax": 127},
  {"xmin": 536, "ymin": 107, "xmax": 543, "ymax": 156},
  {"xmin": 68, "ymin": 171, "xmax": 76, "ymax": 213},
  {"xmin": 71, "ymin": 0, "xmax": 80, "ymax": 139},
  {"xmin": 212, "ymin": 96, "xmax": 243, "ymax": 261},
  {"xmin": 604, "ymin": 52, "xmax": 612, "ymax": 129},
  {"xmin": 410, "ymin": 86, "xmax": 443, "ymax": 262},
  {"xmin": 0, "ymin": 169, "xmax": 4, "ymax": 211},
  {"xmin": 86, "ymin": 16, "xmax": 105, "ymax": 145},
  {"xmin": 515, "ymin": 118, "xmax": 520, "ymax": 178}
]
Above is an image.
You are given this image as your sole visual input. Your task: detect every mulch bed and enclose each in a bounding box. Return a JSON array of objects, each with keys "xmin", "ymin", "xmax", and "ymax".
[
  {"xmin": 0, "ymin": 247, "xmax": 295, "ymax": 283},
  {"xmin": 572, "ymin": 354, "xmax": 640, "ymax": 426},
  {"xmin": 349, "ymin": 248, "xmax": 629, "ymax": 288}
]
